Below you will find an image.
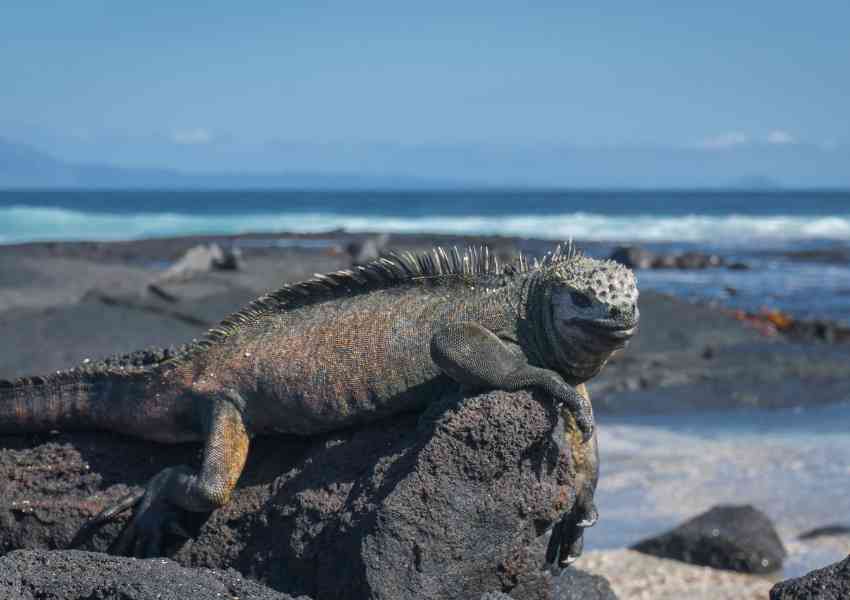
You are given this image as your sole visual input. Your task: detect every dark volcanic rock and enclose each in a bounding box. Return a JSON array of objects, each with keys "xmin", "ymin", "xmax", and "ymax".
[
  {"xmin": 631, "ymin": 504, "xmax": 786, "ymax": 573},
  {"xmin": 551, "ymin": 568, "xmax": 618, "ymax": 599},
  {"xmin": 0, "ymin": 389, "xmax": 589, "ymax": 600},
  {"xmin": 770, "ymin": 554, "xmax": 850, "ymax": 600},
  {"xmin": 798, "ymin": 524, "xmax": 850, "ymax": 540},
  {"xmin": 346, "ymin": 233, "xmax": 390, "ymax": 265},
  {"xmin": 609, "ymin": 246, "xmax": 655, "ymax": 269},
  {"xmin": 608, "ymin": 246, "xmax": 732, "ymax": 270},
  {"xmin": 480, "ymin": 568, "xmax": 617, "ymax": 600},
  {"xmin": 155, "ymin": 243, "xmax": 243, "ymax": 283},
  {"xmin": 0, "ymin": 549, "xmax": 305, "ymax": 600}
]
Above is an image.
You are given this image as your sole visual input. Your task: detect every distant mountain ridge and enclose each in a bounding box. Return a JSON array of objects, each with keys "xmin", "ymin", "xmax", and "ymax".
[
  {"xmin": 0, "ymin": 137, "xmax": 455, "ymax": 189},
  {"xmin": 2, "ymin": 135, "xmax": 849, "ymax": 189}
]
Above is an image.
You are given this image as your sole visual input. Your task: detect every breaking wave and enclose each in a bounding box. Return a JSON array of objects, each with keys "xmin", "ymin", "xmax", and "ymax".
[{"xmin": 3, "ymin": 205, "xmax": 850, "ymax": 245}]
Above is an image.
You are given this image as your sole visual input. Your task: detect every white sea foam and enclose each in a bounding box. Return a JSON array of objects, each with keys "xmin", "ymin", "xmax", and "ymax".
[{"xmin": 3, "ymin": 205, "xmax": 850, "ymax": 244}]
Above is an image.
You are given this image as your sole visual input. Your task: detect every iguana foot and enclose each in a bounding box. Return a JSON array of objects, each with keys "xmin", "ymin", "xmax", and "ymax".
[
  {"xmin": 76, "ymin": 465, "xmax": 194, "ymax": 558},
  {"xmin": 545, "ymin": 498, "xmax": 598, "ymax": 570},
  {"xmin": 550, "ymin": 383, "xmax": 594, "ymax": 443}
]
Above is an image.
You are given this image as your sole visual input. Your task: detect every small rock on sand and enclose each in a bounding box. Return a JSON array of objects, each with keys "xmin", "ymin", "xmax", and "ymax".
[{"xmin": 631, "ymin": 504, "xmax": 786, "ymax": 574}]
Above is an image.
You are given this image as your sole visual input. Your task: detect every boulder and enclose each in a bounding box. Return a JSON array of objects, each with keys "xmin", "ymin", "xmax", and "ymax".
[
  {"xmin": 608, "ymin": 246, "xmax": 734, "ymax": 270},
  {"xmin": 153, "ymin": 243, "xmax": 243, "ymax": 284},
  {"xmin": 673, "ymin": 251, "xmax": 724, "ymax": 269},
  {"xmin": 0, "ymin": 549, "xmax": 305, "ymax": 600},
  {"xmin": 770, "ymin": 554, "xmax": 850, "ymax": 600},
  {"xmin": 0, "ymin": 388, "xmax": 591, "ymax": 599},
  {"xmin": 631, "ymin": 504, "xmax": 786, "ymax": 573},
  {"xmin": 346, "ymin": 233, "xmax": 390, "ymax": 266},
  {"xmin": 609, "ymin": 246, "xmax": 655, "ymax": 270}
]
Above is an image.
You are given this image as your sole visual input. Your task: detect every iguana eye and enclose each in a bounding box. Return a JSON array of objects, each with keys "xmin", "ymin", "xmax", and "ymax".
[{"xmin": 570, "ymin": 291, "xmax": 592, "ymax": 308}]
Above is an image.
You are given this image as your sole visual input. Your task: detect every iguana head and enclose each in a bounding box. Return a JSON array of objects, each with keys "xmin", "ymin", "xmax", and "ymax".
[{"xmin": 541, "ymin": 250, "xmax": 639, "ymax": 380}]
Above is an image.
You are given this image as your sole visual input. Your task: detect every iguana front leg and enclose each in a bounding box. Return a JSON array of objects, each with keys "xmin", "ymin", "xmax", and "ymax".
[
  {"xmin": 430, "ymin": 321, "xmax": 594, "ymax": 441},
  {"xmin": 76, "ymin": 395, "xmax": 250, "ymax": 557}
]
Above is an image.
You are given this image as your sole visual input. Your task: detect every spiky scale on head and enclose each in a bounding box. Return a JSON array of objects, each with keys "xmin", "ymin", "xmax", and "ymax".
[
  {"xmin": 548, "ymin": 254, "xmax": 638, "ymax": 315},
  {"xmin": 537, "ymin": 243, "xmax": 638, "ymax": 314}
]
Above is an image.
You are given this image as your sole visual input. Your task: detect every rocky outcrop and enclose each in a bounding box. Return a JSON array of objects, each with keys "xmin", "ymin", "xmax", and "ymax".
[
  {"xmin": 631, "ymin": 505, "xmax": 786, "ymax": 573},
  {"xmin": 0, "ymin": 388, "xmax": 591, "ymax": 599},
  {"xmin": 156, "ymin": 243, "xmax": 244, "ymax": 282},
  {"xmin": 0, "ymin": 549, "xmax": 306, "ymax": 600},
  {"xmin": 346, "ymin": 233, "xmax": 390, "ymax": 265},
  {"xmin": 609, "ymin": 245, "xmax": 745, "ymax": 270},
  {"xmin": 770, "ymin": 554, "xmax": 850, "ymax": 600}
]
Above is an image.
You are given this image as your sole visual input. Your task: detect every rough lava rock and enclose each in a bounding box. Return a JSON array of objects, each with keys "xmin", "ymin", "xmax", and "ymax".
[
  {"xmin": 551, "ymin": 568, "xmax": 618, "ymax": 600},
  {"xmin": 631, "ymin": 504, "xmax": 786, "ymax": 573},
  {"xmin": 0, "ymin": 388, "xmax": 590, "ymax": 600},
  {"xmin": 0, "ymin": 549, "xmax": 306, "ymax": 600},
  {"xmin": 770, "ymin": 554, "xmax": 850, "ymax": 600},
  {"xmin": 479, "ymin": 568, "xmax": 617, "ymax": 600}
]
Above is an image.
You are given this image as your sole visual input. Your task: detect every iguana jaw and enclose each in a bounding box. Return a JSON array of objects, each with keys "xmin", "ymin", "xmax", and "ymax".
[{"xmin": 573, "ymin": 309, "xmax": 640, "ymax": 346}]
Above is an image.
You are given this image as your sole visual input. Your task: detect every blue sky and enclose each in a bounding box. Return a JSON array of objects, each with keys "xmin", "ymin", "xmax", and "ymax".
[{"xmin": 1, "ymin": 2, "xmax": 848, "ymax": 183}]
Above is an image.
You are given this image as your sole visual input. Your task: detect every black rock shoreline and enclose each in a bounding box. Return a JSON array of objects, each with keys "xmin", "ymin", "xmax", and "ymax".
[{"xmin": 1, "ymin": 231, "xmax": 848, "ymax": 599}]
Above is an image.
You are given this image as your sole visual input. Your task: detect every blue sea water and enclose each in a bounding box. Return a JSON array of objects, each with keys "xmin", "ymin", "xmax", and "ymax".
[
  {"xmin": 2, "ymin": 189, "xmax": 850, "ymax": 322},
  {"xmin": 2, "ymin": 189, "xmax": 850, "ymax": 243}
]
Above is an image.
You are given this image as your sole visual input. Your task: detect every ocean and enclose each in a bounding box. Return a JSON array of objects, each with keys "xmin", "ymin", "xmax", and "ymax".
[{"xmin": 2, "ymin": 189, "xmax": 850, "ymax": 323}]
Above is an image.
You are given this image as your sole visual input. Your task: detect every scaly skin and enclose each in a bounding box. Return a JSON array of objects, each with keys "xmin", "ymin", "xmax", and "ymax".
[{"xmin": 0, "ymin": 244, "xmax": 638, "ymax": 561}]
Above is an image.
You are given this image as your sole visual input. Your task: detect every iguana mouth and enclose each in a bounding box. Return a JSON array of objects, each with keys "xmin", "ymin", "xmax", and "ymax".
[
  {"xmin": 577, "ymin": 313, "xmax": 638, "ymax": 331},
  {"xmin": 574, "ymin": 319, "xmax": 638, "ymax": 342}
]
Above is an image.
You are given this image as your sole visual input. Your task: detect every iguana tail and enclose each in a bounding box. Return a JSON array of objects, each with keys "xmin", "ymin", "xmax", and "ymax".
[{"xmin": 0, "ymin": 370, "xmax": 150, "ymax": 435}]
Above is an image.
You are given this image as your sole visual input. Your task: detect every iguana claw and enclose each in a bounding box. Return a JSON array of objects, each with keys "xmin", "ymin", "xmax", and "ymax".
[
  {"xmin": 108, "ymin": 465, "xmax": 195, "ymax": 557},
  {"xmin": 72, "ymin": 466, "xmax": 194, "ymax": 558},
  {"xmin": 545, "ymin": 497, "xmax": 599, "ymax": 570}
]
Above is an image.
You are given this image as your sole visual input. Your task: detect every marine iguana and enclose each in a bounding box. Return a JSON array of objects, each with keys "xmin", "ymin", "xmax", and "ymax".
[{"xmin": 0, "ymin": 244, "xmax": 638, "ymax": 562}]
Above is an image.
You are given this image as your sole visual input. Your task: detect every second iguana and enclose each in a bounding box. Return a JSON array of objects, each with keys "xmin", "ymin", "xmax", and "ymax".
[{"xmin": 0, "ymin": 243, "xmax": 639, "ymax": 562}]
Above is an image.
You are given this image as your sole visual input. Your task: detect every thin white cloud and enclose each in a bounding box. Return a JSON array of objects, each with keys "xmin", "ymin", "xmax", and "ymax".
[
  {"xmin": 699, "ymin": 131, "xmax": 750, "ymax": 149},
  {"xmin": 171, "ymin": 128, "xmax": 214, "ymax": 145},
  {"xmin": 766, "ymin": 130, "xmax": 795, "ymax": 145}
]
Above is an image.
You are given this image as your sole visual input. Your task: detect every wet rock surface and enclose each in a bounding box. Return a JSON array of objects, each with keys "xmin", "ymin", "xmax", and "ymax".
[
  {"xmin": 0, "ymin": 549, "xmax": 305, "ymax": 600},
  {"xmin": 0, "ymin": 388, "xmax": 587, "ymax": 600},
  {"xmin": 770, "ymin": 554, "xmax": 850, "ymax": 600},
  {"xmin": 632, "ymin": 504, "xmax": 787, "ymax": 573}
]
